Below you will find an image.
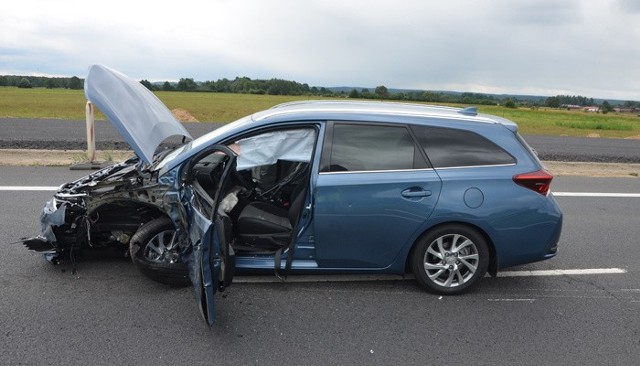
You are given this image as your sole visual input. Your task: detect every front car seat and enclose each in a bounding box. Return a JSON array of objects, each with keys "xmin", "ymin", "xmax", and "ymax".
[{"xmin": 236, "ymin": 184, "xmax": 307, "ymax": 250}]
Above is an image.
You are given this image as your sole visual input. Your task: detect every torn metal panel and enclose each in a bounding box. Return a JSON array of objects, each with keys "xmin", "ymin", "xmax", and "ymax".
[{"xmin": 40, "ymin": 198, "xmax": 67, "ymax": 243}]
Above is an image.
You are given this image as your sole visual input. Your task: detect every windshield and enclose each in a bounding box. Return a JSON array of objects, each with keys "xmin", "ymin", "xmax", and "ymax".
[{"xmin": 154, "ymin": 115, "xmax": 253, "ymax": 171}]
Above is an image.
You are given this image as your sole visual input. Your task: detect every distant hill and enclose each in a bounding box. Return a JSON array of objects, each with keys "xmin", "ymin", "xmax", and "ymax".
[{"xmin": 325, "ymin": 86, "xmax": 630, "ymax": 105}]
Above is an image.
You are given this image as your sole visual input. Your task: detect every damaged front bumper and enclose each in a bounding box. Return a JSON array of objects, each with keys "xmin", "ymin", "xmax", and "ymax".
[
  {"xmin": 40, "ymin": 197, "xmax": 68, "ymax": 243},
  {"xmin": 23, "ymin": 193, "xmax": 89, "ymax": 264}
]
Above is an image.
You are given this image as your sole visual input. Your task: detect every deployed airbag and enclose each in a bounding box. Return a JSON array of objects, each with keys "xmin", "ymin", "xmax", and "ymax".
[{"xmin": 234, "ymin": 129, "xmax": 315, "ymax": 171}]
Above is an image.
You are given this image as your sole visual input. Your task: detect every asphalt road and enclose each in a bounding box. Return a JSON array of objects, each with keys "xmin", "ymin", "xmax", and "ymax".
[
  {"xmin": 1, "ymin": 167, "xmax": 639, "ymax": 365},
  {"xmin": 1, "ymin": 118, "xmax": 639, "ymax": 163}
]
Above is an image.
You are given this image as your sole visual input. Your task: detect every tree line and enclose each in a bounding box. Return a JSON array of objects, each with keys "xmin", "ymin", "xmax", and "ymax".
[
  {"xmin": 0, "ymin": 75, "xmax": 83, "ymax": 89},
  {"xmin": 543, "ymin": 95, "xmax": 639, "ymax": 114},
  {"xmin": 142, "ymin": 78, "xmax": 522, "ymax": 106},
  {"xmin": 544, "ymin": 95, "xmax": 595, "ymax": 108},
  {"xmin": 142, "ymin": 76, "xmax": 315, "ymax": 96}
]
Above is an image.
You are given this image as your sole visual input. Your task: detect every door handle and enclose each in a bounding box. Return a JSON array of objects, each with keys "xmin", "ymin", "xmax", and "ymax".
[{"xmin": 401, "ymin": 189, "xmax": 432, "ymax": 198}]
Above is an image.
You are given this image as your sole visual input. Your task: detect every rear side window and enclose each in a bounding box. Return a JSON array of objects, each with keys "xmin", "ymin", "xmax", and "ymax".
[
  {"xmin": 326, "ymin": 124, "xmax": 425, "ymax": 172},
  {"xmin": 411, "ymin": 125, "xmax": 515, "ymax": 168}
]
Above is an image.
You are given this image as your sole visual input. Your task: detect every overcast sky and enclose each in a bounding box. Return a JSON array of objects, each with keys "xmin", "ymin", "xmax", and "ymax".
[{"xmin": 1, "ymin": 0, "xmax": 638, "ymax": 100}]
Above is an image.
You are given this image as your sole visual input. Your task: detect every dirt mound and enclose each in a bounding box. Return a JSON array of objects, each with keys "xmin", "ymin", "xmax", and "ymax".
[
  {"xmin": 171, "ymin": 109, "xmax": 199, "ymax": 123},
  {"xmin": 624, "ymin": 135, "xmax": 640, "ymax": 140}
]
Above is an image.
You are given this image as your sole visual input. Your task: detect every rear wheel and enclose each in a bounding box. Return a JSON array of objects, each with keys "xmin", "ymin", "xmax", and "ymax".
[
  {"xmin": 411, "ymin": 224, "xmax": 489, "ymax": 295},
  {"xmin": 129, "ymin": 217, "xmax": 190, "ymax": 287}
]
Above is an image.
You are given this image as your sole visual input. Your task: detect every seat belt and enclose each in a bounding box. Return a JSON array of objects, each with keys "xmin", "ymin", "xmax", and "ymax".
[
  {"xmin": 274, "ymin": 233, "xmax": 296, "ymax": 281},
  {"xmin": 274, "ymin": 187, "xmax": 308, "ymax": 281},
  {"xmin": 274, "ymin": 247, "xmax": 284, "ymax": 281},
  {"xmin": 274, "ymin": 208, "xmax": 305, "ymax": 282}
]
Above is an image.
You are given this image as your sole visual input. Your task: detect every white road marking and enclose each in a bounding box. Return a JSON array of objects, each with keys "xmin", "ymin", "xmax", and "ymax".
[
  {"xmin": 488, "ymin": 298, "xmax": 536, "ymax": 302},
  {"xmin": 554, "ymin": 192, "xmax": 640, "ymax": 198},
  {"xmin": 232, "ymin": 268, "xmax": 626, "ymax": 284},
  {"xmin": 234, "ymin": 274, "xmax": 412, "ymax": 284},
  {"xmin": 0, "ymin": 186, "xmax": 58, "ymax": 191},
  {"xmin": 497, "ymin": 268, "xmax": 627, "ymax": 277}
]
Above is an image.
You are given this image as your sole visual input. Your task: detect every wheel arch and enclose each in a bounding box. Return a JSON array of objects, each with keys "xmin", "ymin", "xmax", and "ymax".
[
  {"xmin": 129, "ymin": 216, "xmax": 191, "ymax": 287},
  {"xmin": 89, "ymin": 199, "xmax": 169, "ymax": 226},
  {"xmin": 405, "ymin": 221, "xmax": 498, "ymax": 277}
]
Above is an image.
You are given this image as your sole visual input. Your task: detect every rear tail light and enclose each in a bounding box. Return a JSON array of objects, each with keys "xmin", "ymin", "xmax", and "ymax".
[{"xmin": 513, "ymin": 169, "xmax": 553, "ymax": 195}]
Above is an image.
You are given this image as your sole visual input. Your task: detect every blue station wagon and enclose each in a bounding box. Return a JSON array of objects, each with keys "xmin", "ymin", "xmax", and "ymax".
[{"xmin": 24, "ymin": 65, "xmax": 563, "ymax": 325}]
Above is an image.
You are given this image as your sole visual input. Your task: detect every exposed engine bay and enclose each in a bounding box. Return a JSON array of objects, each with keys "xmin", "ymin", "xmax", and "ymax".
[{"xmin": 25, "ymin": 156, "xmax": 171, "ymax": 263}]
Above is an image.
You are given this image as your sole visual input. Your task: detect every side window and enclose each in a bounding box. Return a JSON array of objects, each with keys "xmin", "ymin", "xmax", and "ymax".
[
  {"xmin": 326, "ymin": 124, "xmax": 424, "ymax": 172},
  {"xmin": 411, "ymin": 125, "xmax": 515, "ymax": 168},
  {"xmin": 232, "ymin": 129, "xmax": 316, "ymax": 171},
  {"xmin": 230, "ymin": 128, "xmax": 316, "ymax": 191}
]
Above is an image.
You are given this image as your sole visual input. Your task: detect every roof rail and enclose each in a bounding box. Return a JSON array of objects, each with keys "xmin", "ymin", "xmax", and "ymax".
[{"xmin": 270, "ymin": 100, "xmax": 318, "ymax": 109}]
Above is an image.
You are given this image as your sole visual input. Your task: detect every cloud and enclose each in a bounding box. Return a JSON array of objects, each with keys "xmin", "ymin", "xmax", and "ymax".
[
  {"xmin": 616, "ymin": 0, "xmax": 640, "ymax": 12},
  {"xmin": 0, "ymin": 0, "xmax": 638, "ymax": 100}
]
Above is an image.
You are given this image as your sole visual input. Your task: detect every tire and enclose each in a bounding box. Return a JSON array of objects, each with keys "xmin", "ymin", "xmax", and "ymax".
[
  {"xmin": 129, "ymin": 217, "xmax": 191, "ymax": 287},
  {"xmin": 411, "ymin": 224, "xmax": 489, "ymax": 295}
]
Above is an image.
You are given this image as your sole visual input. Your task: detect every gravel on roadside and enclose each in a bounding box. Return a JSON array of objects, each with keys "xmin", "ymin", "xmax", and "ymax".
[{"xmin": 1, "ymin": 149, "xmax": 639, "ymax": 178}]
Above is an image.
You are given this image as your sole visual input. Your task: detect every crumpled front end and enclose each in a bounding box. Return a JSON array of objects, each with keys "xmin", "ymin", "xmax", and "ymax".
[
  {"xmin": 23, "ymin": 186, "xmax": 90, "ymax": 264},
  {"xmin": 23, "ymin": 157, "xmax": 174, "ymax": 264},
  {"xmin": 40, "ymin": 197, "xmax": 68, "ymax": 243}
]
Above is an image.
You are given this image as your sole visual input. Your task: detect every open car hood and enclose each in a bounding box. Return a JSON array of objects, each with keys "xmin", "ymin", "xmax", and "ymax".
[{"xmin": 84, "ymin": 65, "xmax": 192, "ymax": 164}]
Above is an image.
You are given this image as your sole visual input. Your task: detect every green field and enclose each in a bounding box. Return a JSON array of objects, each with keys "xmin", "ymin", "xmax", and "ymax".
[{"xmin": 1, "ymin": 87, "xmax": 639, "ymax": 138}]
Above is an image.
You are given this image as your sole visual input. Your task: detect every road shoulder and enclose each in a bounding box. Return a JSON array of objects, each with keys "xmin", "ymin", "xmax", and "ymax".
[{"xmin": 0, "ymin": 149, "xmax": 639, "ymax": 178}]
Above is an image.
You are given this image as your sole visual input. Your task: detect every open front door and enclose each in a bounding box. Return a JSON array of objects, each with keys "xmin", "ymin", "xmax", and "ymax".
[{"xmin": 183, "ymin": 145, "xmax": 236, "ymax": 326}]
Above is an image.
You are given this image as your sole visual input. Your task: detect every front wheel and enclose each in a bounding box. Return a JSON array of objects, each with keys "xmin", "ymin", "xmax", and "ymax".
[
  {"xmin": 411, "ymin": 225, "xmax": 489, "ymax": 295},
  {"xmin": 129, "ymin": 217, "xmax": 190, "ymax": 287}
]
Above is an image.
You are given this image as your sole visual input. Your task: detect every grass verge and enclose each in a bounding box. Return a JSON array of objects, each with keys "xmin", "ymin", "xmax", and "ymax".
[{"xmin": 1, "ymin": 87, "xmax": 640, "ymax": 138}]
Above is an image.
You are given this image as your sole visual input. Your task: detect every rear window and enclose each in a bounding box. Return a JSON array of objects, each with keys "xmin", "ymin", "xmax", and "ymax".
[
  {"xmin": 411, "ymin": 125, "xmax": 515, "ymax": 168},
  {"xmin": 327, "ymin": 124, "xmax": 424, "ymax": 172}
]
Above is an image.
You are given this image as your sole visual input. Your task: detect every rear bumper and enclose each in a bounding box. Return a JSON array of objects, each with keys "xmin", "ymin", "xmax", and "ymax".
[
  {"xmin": 494, "ymin": 194, "xmax": 563, "ymax": 269},
  {"xmin": 542, "ymin": 212, "xmax": 562, "ymax": 259}
]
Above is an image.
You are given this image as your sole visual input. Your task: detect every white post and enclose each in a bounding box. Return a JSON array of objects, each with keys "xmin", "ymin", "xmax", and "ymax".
[{"xmin": 85, "ymin": 101, "xmax": 96, "ymax": 162}]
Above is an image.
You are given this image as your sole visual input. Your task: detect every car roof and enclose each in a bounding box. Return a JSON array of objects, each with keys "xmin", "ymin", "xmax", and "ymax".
[
  {"xmin": 250, "ymin": 100, "xmax": 518, "ymax": 131},
  {"xmin": 158, "ymin": 100, "xmax": 519, "ymax": 173}
]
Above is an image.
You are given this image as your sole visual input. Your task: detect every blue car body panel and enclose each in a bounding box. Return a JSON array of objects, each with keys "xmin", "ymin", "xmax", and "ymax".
[
  {"xmin": 313, "ymin": 169, "xmax": 441, "ymax": 269},
  {"xmin": 159, "ymin": 101, "xmax": 562, "ymax": 276},
  {"xmin": 428, "ymin": 167, "xmax": 561, "ymax": 269}
]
